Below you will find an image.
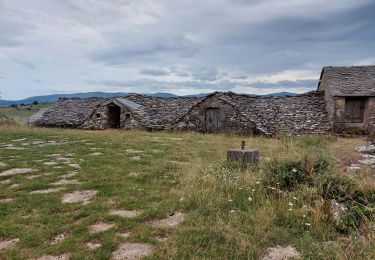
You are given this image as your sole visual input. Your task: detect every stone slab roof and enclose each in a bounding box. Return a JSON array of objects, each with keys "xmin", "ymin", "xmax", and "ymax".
[
  {"xmin": 32, "ymin": 98, "xmax": 106, "ymax": 128},
  {"xmin": 125, "ymin": 94, "xmax": 204, "ymax": 129},
  {"xmin": 319, "ymin": 66, "xmax": 375, "ymax": 96}
]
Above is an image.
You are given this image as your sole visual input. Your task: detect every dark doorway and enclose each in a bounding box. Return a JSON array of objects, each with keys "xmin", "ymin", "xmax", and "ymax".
[
  {"xmin": 107, "ymin": 105, "xmax": 121, "ymax": 128},
  {"xmin": 345, "ymin": 97, "xmax": 366, "ymax": 123},
  {"xmin": 205, "ymin": 107, "xmax": 220, "ymax": 133}
]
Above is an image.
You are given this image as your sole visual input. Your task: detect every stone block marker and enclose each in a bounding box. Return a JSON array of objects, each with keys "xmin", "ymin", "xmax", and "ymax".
[{"xmin": 227, "ymin": 141, "xmax": 259, "ymax": 167}]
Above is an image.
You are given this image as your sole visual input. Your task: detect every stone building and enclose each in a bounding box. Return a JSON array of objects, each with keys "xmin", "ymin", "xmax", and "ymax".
[
  {"xmin": 318, "ymin": 66, "xmax": 375, "ymax": 133},
  {"xmin": 176, "ymin": 91, "xmax": 329, "ymax": 136}
]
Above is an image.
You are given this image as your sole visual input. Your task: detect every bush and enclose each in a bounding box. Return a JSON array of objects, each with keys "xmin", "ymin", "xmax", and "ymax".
[{"xmin": 263, "ymin": 156, "xmax": 330, "ymax": 190}]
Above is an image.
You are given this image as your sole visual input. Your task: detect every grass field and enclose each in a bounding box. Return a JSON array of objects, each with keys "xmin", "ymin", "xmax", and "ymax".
[{"xmin": 0, "ymin": 124, "xmax": 374, "ymax": 259}]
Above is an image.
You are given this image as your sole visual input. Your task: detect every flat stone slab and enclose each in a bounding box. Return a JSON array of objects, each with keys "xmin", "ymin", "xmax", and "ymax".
[
  {"xmin": 37, "ymin": 254, "xmax": 70, "ymax": 260},
  {"xmin": 0, "ymin": 168, "xmax": 34, "ymax": 176},
  {"xmin": 89, "ymin": 152, "xmax": 102, "ymax": 156},
  {"xmin": 86, "ymin": 241, "xmax": 102, "ymax": 250},
  {"xmin": 43, "ymin": 161, "xmax": 58, "ymax": 166},
  {"xmin": 112, "ymin": 242, "xmax": 154, "ymax": 260},
  {"xmin": 48, "ymin": 231, "xmax": 70, "ymax": 245},
  {"xmin": 89, "ymin": 222, "xmax": 115, "ymax": 234},
  {"xmin": 62, "ymin": 190, "xmax": 97, "ymax": 204},
  {"xmin": 68, "ymin": 163, "xmax": 81, "ymax": 169},
  {"xmin": 148, "ymin": 212, "xmax": 185, "ymax": 228},
  {"xmin": 0, "ymin": 238, "xmax": 19, "ymax": 251},
  {"xmin": 30, "ymin": 188, "xmax": 64, "ymax": 194},
  {"xmin": 262, "ymin": 245, "xmax": 300, "ymax": 260},
  {"xmin": 109, "ymin": 209, "xmax": 143, "ymax": 218},
  {"xmin": 0, "ymin": 162, "xmax": 7, "ymax": 167},
  {"xmin": 51, "ymin": 179, "xmax": 82, "ymax": 186},
  {"xmin": 0, "ymin": 198, "xmax": 14, "ymax": 203}
]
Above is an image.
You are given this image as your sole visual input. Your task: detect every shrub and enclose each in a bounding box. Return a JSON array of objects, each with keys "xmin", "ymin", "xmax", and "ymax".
[{"xmin": 263, "ymin": 156, "xmax": 330, "ymax": 190}]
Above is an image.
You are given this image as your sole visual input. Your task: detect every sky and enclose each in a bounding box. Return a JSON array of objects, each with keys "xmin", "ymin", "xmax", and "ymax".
[{"xmin": 0, "ymin": 0, "xmax": 375, "ymax": 100}]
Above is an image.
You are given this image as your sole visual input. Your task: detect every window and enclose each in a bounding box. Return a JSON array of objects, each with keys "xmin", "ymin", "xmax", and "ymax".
[
  {"xmin": 345, "ymin": 97, "xmax": 366, "ymax": 123},
  {"xmin": 96, "ymin": 113, "xmax": 101, "ymax": 119},
  {"xmin": 125, "ymin": 113, "xmax": 131, "ymax": 119}
]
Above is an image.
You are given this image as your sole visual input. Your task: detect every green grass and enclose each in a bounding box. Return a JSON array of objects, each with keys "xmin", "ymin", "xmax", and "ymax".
[{"xmin": 0, "ymin": 126, "xmax": 374, "ymax": 259}]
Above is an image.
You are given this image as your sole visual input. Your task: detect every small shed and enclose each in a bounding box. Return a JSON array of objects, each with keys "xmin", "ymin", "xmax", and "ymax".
[
  {"xmin": 318, "ymin": 66, "xmax": 375, "ymax": 133},
  {"xmin": 83, "ymin": 97, "xmax": 142, "ymax": 130}
]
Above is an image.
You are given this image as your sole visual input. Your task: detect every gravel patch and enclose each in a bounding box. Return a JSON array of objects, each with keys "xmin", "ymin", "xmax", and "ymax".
[
  {"xmin": 131, "ymin": 156, "xmax": 141, "ymax": 161},
  {"xmin": 118, "ymin": 231, "xmax": 131, "ymax": 238},
  {"xmin": 262, "ymin": 245, "xmax": 300, "ymax": 260},
  {"xmin": 61, "ymin": 172, "xmax": 77, "ymax": 178},
  {"xmin": 112, "ymin": 242, "xmax": 154, "ymax": 260},
  {"xmin": 0, "ymin": 238, "xmax": 19, "ymax": 251},
  {"xmin": 148, "ymin": 211, "xmax": 185, "ymax": 228},
  {"xmin": 62, "ymin": 190, "xmax": 97, "ymax": 204},
  {"xmin": 109, "ymin": 209, "xmax": 143, "ymax": 218},
  {"xmin": 89, "ymin": 222, "xmax": 116, "ymax": 234},
  {"xmin": 128, "ymin": 172, "xmax": 140, "ymax": 177},
  {"xmin": 0, "ymin": 168, "xmax": 34, "ymax": 176}
]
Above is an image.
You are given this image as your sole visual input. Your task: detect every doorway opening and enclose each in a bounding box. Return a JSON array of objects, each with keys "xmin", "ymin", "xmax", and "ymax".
[{"xmin": 107, "ymin": 105, "xmax": 121, "ymax": 128}]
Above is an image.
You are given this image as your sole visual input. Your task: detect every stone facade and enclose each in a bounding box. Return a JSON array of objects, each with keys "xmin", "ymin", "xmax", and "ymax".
[
  {"xmin": 176, "ymin": 94, "xmax": 256, "ymax": 135},
  {"xmin": 318, "ymin": 66, "xmax": 375, "ymax": 133}
]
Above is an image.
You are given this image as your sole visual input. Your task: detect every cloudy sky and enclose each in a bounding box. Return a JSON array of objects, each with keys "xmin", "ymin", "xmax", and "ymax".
[{"xmin": 0, "ymin": 0, "xmax": 374, "ymax": 100}]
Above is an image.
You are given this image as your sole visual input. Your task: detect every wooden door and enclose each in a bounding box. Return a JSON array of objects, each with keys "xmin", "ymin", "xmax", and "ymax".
[
  {"xmin": 205, "ymin": 108, "xmax": 220, "ymax": 132},
  {"xmin": 345, "ymin": 97, "xmax": 366, "ymax": 123}
]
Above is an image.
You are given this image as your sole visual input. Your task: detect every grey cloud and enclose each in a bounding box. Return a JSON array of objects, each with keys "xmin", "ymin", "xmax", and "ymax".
[
  {"xmin": 11, "ymin": 58, "xmax": 35, "ymax": 69},
  {"xmin": 249, "ymin": 80, "xmax": 318, "ymax": 89},
  {"xmin": 139, "ymin": 68, "xmax": 169, "ymax": 76},
  {"xmin": 89, "ymin": 34, "xmax": 198, "ymax": 65},
  {"xmin": 191, "ymin": 67, "xmax": 219, "ymax": 81}
]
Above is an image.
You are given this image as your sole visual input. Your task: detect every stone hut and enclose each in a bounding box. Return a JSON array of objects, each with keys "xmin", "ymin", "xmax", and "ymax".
[
  {"xmin": 176, "ymin": 91, "xmax": 330, "ymax": 136},
  {"xmin": 31, "ymin": 97, "xmax": 106, "ymax": 128},
  {"xmin": 318, "ymin": 66, "xmax": 375, "ymax": 133}
]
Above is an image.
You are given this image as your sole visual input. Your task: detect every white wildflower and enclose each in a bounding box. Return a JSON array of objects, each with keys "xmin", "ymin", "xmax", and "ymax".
[
  {"xmin": 292, "ymin": 168, "xmax": 297, "ymax": 173},
  {"xmin": 288, "ymin": 208, "xmax": 293, "ymax": 211},
  {"xmin": 256, "ymin": 181, "xmax": 260, "ymax": 184},
  {"xmin": 180, "ymin": 197, "xmax": 185, "ymax": 201},
  {"xmin": 288, "ymin": 202, "xmax": 294, "ymax": 207},
  {"xmin": 303, "ymin": 215, "xmax": 306, "ymax": 218},
  {"xmin": 230, "ymin": 210, "xmax": 235, "ymax": 213},
  {"xmin": 228, "ymin": 199, "xmax": 233, "ymax": 202},
  {"xmin": 248, "ymin": 197, "xmax": 253, "ymax": 202},
  {"xmin": 293, "ymin": 197, "xmax": 297, "ymax": 200},
  {"xmin": 304, "ymin": 223, "xmax": 311, "ymax": 226}
]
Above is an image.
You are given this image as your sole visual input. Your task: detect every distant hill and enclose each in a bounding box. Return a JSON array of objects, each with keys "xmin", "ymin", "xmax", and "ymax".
[
  {"xmin": 0, "ymin": 91, "xmax": 298, "ymax": 105},
  {"xmin": 0, "ymin": 92, "xmax": 125, "ymax": 105}
]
